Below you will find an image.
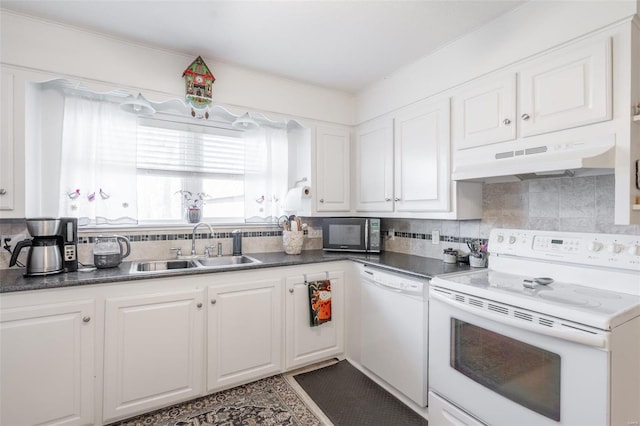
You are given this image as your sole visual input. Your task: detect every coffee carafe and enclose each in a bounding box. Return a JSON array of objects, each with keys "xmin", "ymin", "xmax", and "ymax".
[{"xmin": 9, "ymin": 218, "xmax": 78, "ymax": 276}]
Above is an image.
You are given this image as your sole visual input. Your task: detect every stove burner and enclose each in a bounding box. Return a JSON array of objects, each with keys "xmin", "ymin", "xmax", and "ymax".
[
  {"xmin": 538, "ymin": 292, "xmax": 600, "ymax": 307},
  {"xmin": 574, "ymin": 288, "xmax": 623, "ymax": 299}
]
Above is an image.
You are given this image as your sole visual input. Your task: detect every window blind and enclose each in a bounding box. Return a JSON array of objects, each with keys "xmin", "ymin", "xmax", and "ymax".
[{"xmin": 136, "ymin": 117, "xmax": 245, "ymax": 176}]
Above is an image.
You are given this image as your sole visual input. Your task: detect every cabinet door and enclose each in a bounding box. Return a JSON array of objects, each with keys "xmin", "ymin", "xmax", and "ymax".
[
  {"xmin": 0, "ymin": 71, "xmax": 15, "ymax": 211},
  {"xmin": 394, "ymin": 98, "xmax": 451, "ymax": 212},
  {"xmin": 285, "ymin": 271, "xmax": 344, "ymax": 369},
  {"xmin": 355, "ymin": 118, "xmax": 394, "ymax": 212},
  {"xmin": 1, "ymin": 300, "xmax": 95, "ymax": 426},
  {"xmin": 103, "ymin": 290, "xmax": 204, "ymax": 422},
  {"xmin": 207, "ymin": 278, "xmax": 282, "ymax": 392},
  {"xmin": 316, "ymin": 126, "xmax": 350, "ymax": 212},
  {"xmin": 452, "ymin": 73, "xmax": 516, "ymax": 150},
  {"xmin": 519, "ymin": 38, "xmax": 611, "ymax": 137}
]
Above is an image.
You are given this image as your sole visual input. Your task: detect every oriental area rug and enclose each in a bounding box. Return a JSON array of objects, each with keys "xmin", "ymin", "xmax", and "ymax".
[{"xmin": 107, "ymin": 361, "xmax": 335, "ymax": 426}]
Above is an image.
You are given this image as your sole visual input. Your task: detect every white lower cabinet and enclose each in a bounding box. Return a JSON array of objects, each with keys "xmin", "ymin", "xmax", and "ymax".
[
  {"xmin": 0, "ymin": 299, "xmax": 95, "ymax": 426},
  {"xmin": 207, "ymin": 278, "xmax": 282, "ymax": 392},
  {"xmin": 285, "ymin": 270, "xmax": 344, "ymax": 369},
  {"xmin": 103, "ymin": 289, "xmax": 205, "ymax": 423}
]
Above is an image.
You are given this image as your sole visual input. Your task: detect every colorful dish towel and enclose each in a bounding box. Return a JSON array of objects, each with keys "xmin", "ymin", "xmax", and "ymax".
[{"xmin": 308, "ymin": 280, "xmax": 332, "ymax": 327}]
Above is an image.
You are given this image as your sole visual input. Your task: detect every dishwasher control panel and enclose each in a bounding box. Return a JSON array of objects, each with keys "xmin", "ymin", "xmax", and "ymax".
[{"xmin": 361, "ymin": 265, "xmax": 426, "ymax": 296}]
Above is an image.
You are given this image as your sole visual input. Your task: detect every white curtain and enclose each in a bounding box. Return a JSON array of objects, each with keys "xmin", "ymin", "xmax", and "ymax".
[
  {"xmin": 58, "ymin": 95, "xmax": 138, "ymax": 225},
  {"xmin": 244, "ymin": 126, "xmax": 288, "ymax": 222}
]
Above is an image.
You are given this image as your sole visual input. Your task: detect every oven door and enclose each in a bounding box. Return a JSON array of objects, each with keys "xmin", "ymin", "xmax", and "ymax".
[{"xmin": 429, "ymin": 288, "xmax": 610, "ymax": 426}]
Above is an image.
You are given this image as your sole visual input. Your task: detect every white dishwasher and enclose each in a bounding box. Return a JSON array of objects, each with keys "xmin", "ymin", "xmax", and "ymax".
[{"xmin": 360, "ymin": 265, "xmax": 427, "ymax": 407}]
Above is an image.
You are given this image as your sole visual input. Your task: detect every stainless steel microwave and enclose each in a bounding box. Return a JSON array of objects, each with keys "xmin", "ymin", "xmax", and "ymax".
[{"xmin": 322, "ymin": 218, "xmax": 381, "ymax": 253}]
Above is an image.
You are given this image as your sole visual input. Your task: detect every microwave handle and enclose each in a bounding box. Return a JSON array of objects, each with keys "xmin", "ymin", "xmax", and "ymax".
[
  {"xmin": 364, "ymin": 219, "xmax": 369, "ymax": 249},
  {"xmin": 430, "ymin": 290, "xmax": 608, "ymax": 349}
]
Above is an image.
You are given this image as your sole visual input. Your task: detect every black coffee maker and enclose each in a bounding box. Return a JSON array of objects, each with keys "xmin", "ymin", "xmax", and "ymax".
[{"xmin": 9, "ymin": 218, "xmax": 78, "ymax": 276}]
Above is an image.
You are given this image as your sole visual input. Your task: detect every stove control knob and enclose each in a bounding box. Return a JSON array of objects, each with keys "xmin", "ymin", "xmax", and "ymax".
[
  {"xmin": 508, "ymin": 236, "xmax": 516, "ymax": 244},
  {"xmin": 588, "ymin": 241, "xmax": 603, "ymax": 252},
  {"xmin": 607, "ymin": 243, "xmax": 622, "ymax": 254},
  {"xmin": 496, "ymin": 235, "xmax": 504, "ymax": 243},
  {"xmin": 628, "ymin": 244, "xmax": 640, "ymax": 256}
]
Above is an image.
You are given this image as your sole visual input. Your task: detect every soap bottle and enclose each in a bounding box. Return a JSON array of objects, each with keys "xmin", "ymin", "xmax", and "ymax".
[{"xmin": 232, "ymin": 230, "xmax": 242, "ymax": 256}]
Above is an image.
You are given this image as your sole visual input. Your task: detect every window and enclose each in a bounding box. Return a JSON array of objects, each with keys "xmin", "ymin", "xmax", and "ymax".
[{"xmin": 136, "ymin": 116, "xmax": 246, "ymax": 223}]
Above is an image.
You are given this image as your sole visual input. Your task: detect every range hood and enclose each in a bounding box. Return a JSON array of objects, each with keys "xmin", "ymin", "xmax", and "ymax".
[{"xmin": 452, "ymin": 134, "xmax": 615, "ymax": 181}]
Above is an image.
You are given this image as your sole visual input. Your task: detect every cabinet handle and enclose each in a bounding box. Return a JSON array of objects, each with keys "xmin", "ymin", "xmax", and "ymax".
[
  {"xmin": 289, "ymin": 288, "xmax": 294, "ymax": 293},
  {"xmin": 197, "ymin": 303, "xmax": 203, "ymax": 308},
  {"xmin": 319, "ymin": 198, "xmax": 324, "ymax": 203},
  {"xmin": 503, "ymin": 118, "xmax": 511, "ymax": 125},
  {"xmin": 521, "ymin": 113, "xmax": 530, "ymax": 121},
  {"xmin": 394, "ymin": 197, "xmax": 400, "ymax": 202},
  {"xmin": 82, "ymin": 316, "xmax": 91, "ymax": 323},
  {"xmin": 211, "ymin": 299, "xmax": 216, "ymax": 305},
  {"xmin": 0, "ymin": 189, "xmax": 6, "ymax": 195},
  {"xmin": 385, "ymin": 198, "xmax": 391, "ymax": 202}
]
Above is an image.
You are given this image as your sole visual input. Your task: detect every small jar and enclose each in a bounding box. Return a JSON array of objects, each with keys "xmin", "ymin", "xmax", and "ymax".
[{"xmin": 443, "ymin": 248, "xmax": 458, "ymax": 264}]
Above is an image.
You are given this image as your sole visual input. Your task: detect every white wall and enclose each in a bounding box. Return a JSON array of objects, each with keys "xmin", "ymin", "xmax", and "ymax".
[
  {"xmin": 356, "ymin": 0, "xmax": 638, "ymax": 123},
  {"xmin": 0, "ymin": 10, "xmax": 355, "ymax": 126}
]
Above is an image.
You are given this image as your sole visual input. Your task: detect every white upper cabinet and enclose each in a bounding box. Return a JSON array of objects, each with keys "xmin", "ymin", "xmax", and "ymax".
[
  {"xmin": 519, "ymin": 38, "xmax": 611, "ymax": 138},
  {"xmin": 355, "ymin": 118, "xmax": 394, "ymax": 212},
  {"xmin": 355, "ymin": 97, "xmax": 477, "ymax": 218},
  {"xmin": 394, "ymin": 98, "xmax": 451, "ymax": 212},
  {"xmin": 452, "ymin": 73, "xmax": 517, "ymax": 150},
  {"xmin": 0, "ymin": 71, "xmax": 15, "ymax": 212},
  {"xmin": 453, "ymin": 37, "xmax": 612, "ymax": 151},
  {"xmin": 315, "ymin": 126, "xmax": 351, "ymax": 212}
]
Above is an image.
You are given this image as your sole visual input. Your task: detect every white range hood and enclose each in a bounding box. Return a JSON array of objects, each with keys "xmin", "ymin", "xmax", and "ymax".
[{"xmin": 452, "ymin": 134, "xmax": 615, "ymax": 181}]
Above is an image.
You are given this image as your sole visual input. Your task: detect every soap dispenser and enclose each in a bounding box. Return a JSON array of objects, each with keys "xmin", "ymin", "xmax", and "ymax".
[{"xmin": 232, "ymin": 230, "xmax": 242, "ymax": 256}]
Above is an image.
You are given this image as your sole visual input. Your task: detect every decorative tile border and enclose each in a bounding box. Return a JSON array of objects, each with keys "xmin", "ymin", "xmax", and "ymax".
[
  {"xmin": 383, "ymin": 230, "xmax": 487, "ymax": 246},
  {"xmin": 78, "ymin": 230, "xmax": 299, "ymax": 244}
]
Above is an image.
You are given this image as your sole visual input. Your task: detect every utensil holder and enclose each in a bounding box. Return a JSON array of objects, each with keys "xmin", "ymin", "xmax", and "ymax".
[
  {"xmin": 283, "ymin": 230, "xmax": 304, "ymax": 255},
  {"xmin": 469, "ymin": 254, "xmax": 487, "ymax": 268}
]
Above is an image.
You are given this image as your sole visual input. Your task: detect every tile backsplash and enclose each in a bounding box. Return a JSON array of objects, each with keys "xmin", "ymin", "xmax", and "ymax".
[
  {"xmin": 383, "ymin": 175, "xmax": 639, "ymax": 257},
  {"xmin": 1, "ymin": 175, "xmax": 638, "ymax": 270}
]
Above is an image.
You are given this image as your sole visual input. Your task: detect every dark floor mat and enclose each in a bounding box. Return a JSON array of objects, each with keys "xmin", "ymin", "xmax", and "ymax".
[{"xmin": 294, "ymin": 360, "xmax": 428, "ymax": 426}]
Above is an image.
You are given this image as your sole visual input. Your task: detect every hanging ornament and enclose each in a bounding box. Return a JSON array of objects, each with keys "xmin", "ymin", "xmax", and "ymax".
[{"xmin": 182, "ymin": 56, "xmax": 215, "ymax": 116}]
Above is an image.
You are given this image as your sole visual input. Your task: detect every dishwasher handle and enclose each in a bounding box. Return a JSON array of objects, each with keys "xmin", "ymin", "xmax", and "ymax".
[{"xmin": 361, "ymin": 270, "xmax": 424, "ymax": 297}]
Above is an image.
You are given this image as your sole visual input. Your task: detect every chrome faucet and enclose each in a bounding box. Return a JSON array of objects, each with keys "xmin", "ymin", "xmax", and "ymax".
[{"xmin": 192, "ymin": 222, "xmax": 214, "ymax": 256}]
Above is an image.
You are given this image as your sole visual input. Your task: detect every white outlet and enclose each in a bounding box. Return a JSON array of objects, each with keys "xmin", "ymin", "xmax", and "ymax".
[
  {"xmin": 307, "ymin": 228, "xmax": 322, "ymax": 239},
  {"xmin": 432, "ymin": 230, "xmax": 440, "ymax": 245}
]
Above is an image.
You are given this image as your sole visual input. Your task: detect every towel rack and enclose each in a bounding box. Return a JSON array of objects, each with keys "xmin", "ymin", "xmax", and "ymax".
[{"xmin": 303, "ymin": 271, "xmax": 330, "ymax": 284}]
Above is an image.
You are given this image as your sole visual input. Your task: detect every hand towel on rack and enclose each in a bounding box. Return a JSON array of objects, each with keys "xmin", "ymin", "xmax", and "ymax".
[{"xmin": 308, "ymin": 279, "xmax": 332, "ymax": 327}]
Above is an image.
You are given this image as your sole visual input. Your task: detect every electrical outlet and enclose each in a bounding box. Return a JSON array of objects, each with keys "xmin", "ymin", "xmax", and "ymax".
[
  {"xmin": 388, "ymin": 228, "xmax": 395, "ymax": 240},
  {"xmin": 307, "ymin": 228, "xmax": 322, "ymax": 239},
  {"xmin": 432, "ymin": 230, "xmax": 440, "ymax": 245},
  {"xmin": 1, "ymin": 234, "xmax": 27, "ymax": 250}
]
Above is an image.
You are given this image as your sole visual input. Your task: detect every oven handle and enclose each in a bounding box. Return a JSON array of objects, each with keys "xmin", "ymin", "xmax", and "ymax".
[{"xmin": 430, "ymin": 291, "xmax": 608, "ymax": 349}]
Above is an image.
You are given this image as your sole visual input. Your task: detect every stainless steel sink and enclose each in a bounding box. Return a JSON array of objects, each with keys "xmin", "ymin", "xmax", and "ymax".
[
  {"xmin": 130, "ymin": 259, "xmax": 198, "ymax": 273},
  {"xmin": 195, "ymin": 255, "xmax": 261, "ymax": 268}
]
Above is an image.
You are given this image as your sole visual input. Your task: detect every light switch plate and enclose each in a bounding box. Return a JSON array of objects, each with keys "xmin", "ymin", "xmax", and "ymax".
[{"xmin": 432, "ymin": 230, "xmax": 440, "ymax": 245}]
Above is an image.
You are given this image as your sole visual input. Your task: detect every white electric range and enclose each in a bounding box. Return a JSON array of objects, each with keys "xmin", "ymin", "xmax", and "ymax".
[{"xmin": 428, "ymin": 228, "xmax": 640, "ymax": 426}]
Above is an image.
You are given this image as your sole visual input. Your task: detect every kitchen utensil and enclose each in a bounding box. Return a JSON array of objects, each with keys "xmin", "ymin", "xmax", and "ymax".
[{"xmin": 93, "ymin": 235, "xmax": 130, "ymax": 268}]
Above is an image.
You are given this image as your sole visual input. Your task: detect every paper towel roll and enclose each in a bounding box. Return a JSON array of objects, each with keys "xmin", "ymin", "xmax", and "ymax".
[{"xmin": 283, "ymin": 186, "xmax": 311, "ymax": 212}]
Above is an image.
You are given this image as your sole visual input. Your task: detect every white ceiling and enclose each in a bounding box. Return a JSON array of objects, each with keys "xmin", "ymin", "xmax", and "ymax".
[{"xmin": 1, "ymin": 0, "xmax": 525, "ymax": 93}]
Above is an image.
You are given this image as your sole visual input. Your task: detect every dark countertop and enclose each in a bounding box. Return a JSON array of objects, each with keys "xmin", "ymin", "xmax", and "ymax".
[{"xmin": 0, "ymin": 250, "xmax": 472, "ymax": 294}]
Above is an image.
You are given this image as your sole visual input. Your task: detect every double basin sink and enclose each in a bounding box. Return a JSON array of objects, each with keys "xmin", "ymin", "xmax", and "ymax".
[{"xmin": 130, "ymin": 255, "xmax": 261, "ymax": 274}]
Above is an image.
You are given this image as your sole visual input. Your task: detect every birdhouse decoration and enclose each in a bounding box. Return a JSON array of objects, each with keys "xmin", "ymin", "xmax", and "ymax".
[{"xmin": 182, "ymin": 56, "xmax": 215, "ymax": 117}]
